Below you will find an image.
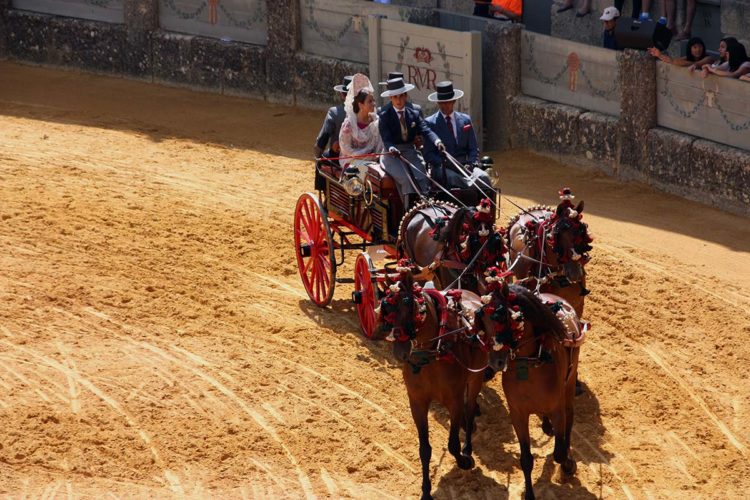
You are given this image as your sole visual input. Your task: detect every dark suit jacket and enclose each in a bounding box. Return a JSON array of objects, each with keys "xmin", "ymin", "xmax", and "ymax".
[
  {"xmin": 315, "ymin": 104, "xmax": 345, "ymax": 151},
  {"xmin": 423, "ymin": 111, "xmax": 479, "ymax": 165},
  {"xmin": 378, "ymin": 104, "xmax": 439, "ymax": 151}
]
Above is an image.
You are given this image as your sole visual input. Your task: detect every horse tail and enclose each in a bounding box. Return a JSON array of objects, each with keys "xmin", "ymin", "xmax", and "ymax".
[{"xmin": 509, "ymin": 285, "xmax": 567, "ymax": 342}]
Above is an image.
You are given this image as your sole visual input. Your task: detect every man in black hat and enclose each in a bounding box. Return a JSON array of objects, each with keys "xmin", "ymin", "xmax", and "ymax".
[
  {"xmin": 313, "ymin": 75, "xmax": 352, "ymax": 162},
  {"xmin": 423, "ymin": 81, "xmax": 492, "ymax": 198},
  {"xmin": 378, "ymin": 71, "xmax": 422, "ymax": 115},
  {"xmin": 379, "ymin": 77, "xmax": 444, "ymax": 209}
]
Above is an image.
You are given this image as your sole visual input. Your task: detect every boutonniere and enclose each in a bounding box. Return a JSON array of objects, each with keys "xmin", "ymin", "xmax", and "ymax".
[
  {"xmin": 462, "ymin": 124, "xmax": 472, "ymax": 131},
  {"xmin": 410, "ymin": 122, "xmax": 416, "ymax": 128}
]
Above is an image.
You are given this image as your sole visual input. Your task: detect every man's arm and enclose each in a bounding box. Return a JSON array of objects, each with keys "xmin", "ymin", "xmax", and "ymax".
[
  {"xmin": 416, "ymin": 110, "xmax": 441, "ymax": 147},
  {"xmin": 421, "ymin": 116, "xmax": 442, "ymax": 165},
  {"xmin": 463, "ymin": 116, "xmax": 479, "ymax": 164},
  {"xmin": 314, "ymin": 107, "xmax": 336, "ymax": 154},
  {"xmin": 378, "ymin": 111, "xmax": 398, "ymax": 151}
]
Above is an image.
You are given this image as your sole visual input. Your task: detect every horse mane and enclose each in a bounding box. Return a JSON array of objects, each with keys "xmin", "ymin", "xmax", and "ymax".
[
  {"xmin": 396, "ymin": 199, "xmax": 458, "ymax": 244},
  {"xmin": 437, "ymin": 207, "xmax": 470, "ymax": 245},
  {"xmin": 506, "ymin": 205, "xmax": 552, "ymax": 228},
  {"xmin": 509, "ymin": 285, "xmax": 566, "ymax": 342}
]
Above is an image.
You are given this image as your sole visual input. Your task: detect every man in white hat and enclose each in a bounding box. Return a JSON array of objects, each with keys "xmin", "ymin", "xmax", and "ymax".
[
  {"xmin": 313, "ymin": 75, "xmax": 352, "ymax": 161},
  {"xmin": 600, "ymin": 6, "xmax": 621, "ymax": 50},
  {"xmin": 423, "ymin": 81, "xmax": 493, "ymax": 200},
  {"xmin": 378, "ymin": 77, "xmax": 444, "ymax": 209}
]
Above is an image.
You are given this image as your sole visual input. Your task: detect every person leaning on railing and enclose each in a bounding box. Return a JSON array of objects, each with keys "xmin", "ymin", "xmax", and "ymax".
[
  {"xmin": 647, "ymin": 37, "xmax": 714, "ymax": 69},
  {"xmin": 700, "ymin": 37, "xmax": 735, "ymax": 77},
  {"xmin": 704, "ymin": 40, "xmax": 750, "ymax": 80}
]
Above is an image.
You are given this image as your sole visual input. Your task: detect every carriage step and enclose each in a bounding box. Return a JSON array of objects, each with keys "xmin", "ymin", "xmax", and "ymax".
[{"xmin": 335, "ymin": 277, "xmax": 355, "ymax": 284}]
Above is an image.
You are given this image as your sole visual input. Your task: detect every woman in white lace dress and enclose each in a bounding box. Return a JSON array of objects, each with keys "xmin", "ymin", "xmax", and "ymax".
[{"xmin": 338, "ymin": 74, "xmax": 384, "ymax": 166}]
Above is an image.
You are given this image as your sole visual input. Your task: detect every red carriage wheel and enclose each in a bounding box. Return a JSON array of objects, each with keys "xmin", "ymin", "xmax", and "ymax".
[
  {"xmin": 294, "ymin": 193, "xmax": 336, "ymax": 307},
  {"xmin": 353, "ymin": 252, "xmax": 379, "ymax": 338}
]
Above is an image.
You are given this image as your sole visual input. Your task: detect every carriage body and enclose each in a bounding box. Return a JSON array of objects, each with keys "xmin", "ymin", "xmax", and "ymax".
[{"xmin": 295, "ymin": 157, "xmax": 497, "ymax": 338}]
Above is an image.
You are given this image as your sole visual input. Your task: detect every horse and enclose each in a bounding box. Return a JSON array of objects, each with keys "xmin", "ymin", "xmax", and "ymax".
[
  {"xmin": 399, "ymin": 198, "xmax": 508, "ymax": 293},
  {"xmin": 506, "ymin": 188, "xmax": 593, "ymax": 318},
  {"xmin": 379, "ymin": 260, "xmax": 489, "ymax": 500},
  {"xmin": 475, "ymin": 272, "xmax": 581, "ymax": 499}
]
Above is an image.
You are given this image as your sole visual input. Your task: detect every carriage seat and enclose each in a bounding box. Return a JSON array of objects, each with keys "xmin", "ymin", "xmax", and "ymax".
[{"xmin": 365, "ymin": 161, "xmax": 396, "ymax": 196}]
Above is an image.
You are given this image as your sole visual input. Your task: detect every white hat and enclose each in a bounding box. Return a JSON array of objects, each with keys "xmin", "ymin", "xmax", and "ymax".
[{"xmin": 600, "ymin": 6, "xmax": 620, "ymax": 21}]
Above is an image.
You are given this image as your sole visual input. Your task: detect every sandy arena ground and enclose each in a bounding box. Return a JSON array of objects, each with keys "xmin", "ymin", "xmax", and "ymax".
[{"xmin": 1, "ymin": 61, "xmax": 749, "ymax": 499}]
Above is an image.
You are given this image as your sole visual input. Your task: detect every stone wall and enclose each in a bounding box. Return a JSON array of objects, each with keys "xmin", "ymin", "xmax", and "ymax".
[{"xmin": 508, "ymin": 48, "xmax": 749, "ymax": 217}]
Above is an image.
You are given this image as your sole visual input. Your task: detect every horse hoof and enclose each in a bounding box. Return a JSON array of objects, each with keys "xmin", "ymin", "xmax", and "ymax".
[
  {"xmin": 421, "ymin": 493, "xmax": 434, "ymax": 500},
  {"xmin": 457, "ymin": 454, "xmax": 475, "ymax": 470},
  {"xmin": 541, "ymin": 417, "xmax": 553, "ymax": 437},
  {"xmin": 575, "ymin": 379, "xmax": 585, "ymax": 396},
  {"xmin": 524, "ymin": 489, "xmax": 536, "ymax": 500},
  {"xmin": 562, "ymin": 458, "xmax": 577, "ymax": 476}
]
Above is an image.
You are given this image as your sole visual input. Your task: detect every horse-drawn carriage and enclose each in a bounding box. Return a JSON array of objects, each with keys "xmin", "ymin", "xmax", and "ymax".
[
  {"xmin": 294, "ymin": 151, "xmax": 595, "ymax": 500},
  {"xmin": 293, "ymin": 153, "xmax": 497, "ymax": 338}
]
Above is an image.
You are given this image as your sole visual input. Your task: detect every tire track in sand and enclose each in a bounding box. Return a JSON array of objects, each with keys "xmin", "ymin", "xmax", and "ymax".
[
  {"xmin": 641, "ymin": 343, "xmax": 747, "ymax": 456},
  {"xmin": 72, "ymin": 306, "xmax": 316, "ymax": 500},
  {"xmin": 0, "ymin": 338, "xmax": 186, "ymax": 497}
]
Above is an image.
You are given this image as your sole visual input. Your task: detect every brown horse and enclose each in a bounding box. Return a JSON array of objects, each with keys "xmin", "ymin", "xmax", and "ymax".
[
  {"xmin": 476, "ymin": 276, "xmax": 580, "ymax": 499},
  {"xmin": 399, "ymin": 199, "xmax": 508, "ymax": 293},
  {"xmin": 380, "ymin": 262, "xmax": 489, "ymax": 500},
  {"xmin": 506, "ymin": 189, "xmax": 592, "ymax": 318}
]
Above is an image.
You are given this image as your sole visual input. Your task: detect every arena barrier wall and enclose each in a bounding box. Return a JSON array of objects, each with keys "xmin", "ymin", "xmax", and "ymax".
[
  {"xmin": 656, "ymin": 63, "xmax": 750, "ymax": 151},
  {"xmin": 158, "ymin": 0, "xmax": 266, "ymax": 46},
  {"xmin": 11, "ymin": 0, "xmax": 123, "ymax": 24},
  {"xmin": 521, "ymin": 31, "xmax": 620, "ymax": 117},
  {"xmin": 299, "ymin": 0, "xmax": 435, "ymax": 64},
  {"xmin": 369, "ymin": 16, "xmax": 482, "ymax": 148},
  {"xmin": 0, "ymin": 0, "xmax": 747, "ymax": 216}
]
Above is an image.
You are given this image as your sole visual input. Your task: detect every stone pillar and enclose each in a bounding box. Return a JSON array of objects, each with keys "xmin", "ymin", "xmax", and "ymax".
[
  {"xmin": 0, "ymin": 0, "xmax": 10, "ymax": 59},
  {"xmin": 482, "ymin": 22, "xmax": 521, "ymax": 151},
  {"xmin": 266, "ymin": 0, "xmax": 301, "ymax": 104},
  {"xmin": 618, "ymin": 49, "xmax": 656, "ymax": 170},
  {"xmin": 721, "ymin": 0, "xmax": 750, "ymax": 45},
  {"xmin": 123, "ymin": 0, "xmax": 158, "ymax": 77}
]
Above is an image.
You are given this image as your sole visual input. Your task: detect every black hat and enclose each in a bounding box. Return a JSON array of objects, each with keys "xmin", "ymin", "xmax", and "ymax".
[
  {"xmin": 379, "ymin": 71, "xmax": 406, "ymax": 86},
  {"xmin": 427, "ymin": 81, "xmax": 465, "ymax": 102},
  {"xmin": 380, "ymin": 77, "xmax": 415, "ymax": 98},
  {"xmin": 333, "ymin": 75, "xmax": 353, "ymax": 93}
]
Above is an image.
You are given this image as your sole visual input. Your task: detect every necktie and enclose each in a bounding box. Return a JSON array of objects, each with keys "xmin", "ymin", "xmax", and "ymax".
[
  {"xmin": 446, "ymin": 114, "xmax": 455, "ymax": 141},
  {"xmin": 398, "ymin": 110, "xmax": 408, "ymax": 142}
]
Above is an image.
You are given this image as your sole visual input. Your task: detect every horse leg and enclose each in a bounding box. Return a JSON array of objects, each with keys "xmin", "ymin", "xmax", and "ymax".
[
  {"xmin": 510, "ymin": 410, "xmax": 535, "ymax": 500},
  {"xmin": 561, "ymin": 349, "xmax": 579, "ymax": 476},
  {"xmin": 409, "ymin": 399, "xmax": 433, "ymax": 500},
  {"xmin": 462, "ymin": 375, "xmax": 483, "ymax": 458},
  {"xmin": 549, "ymin": 405, "xmax": 576, "ymax": 477},
  {"xmin": 447, "ymin": 398, "xmax": 474, "ymax": 470},
  {"xmin": 540, "ymin": 415, "xmax": 553, "ymax": 437}
]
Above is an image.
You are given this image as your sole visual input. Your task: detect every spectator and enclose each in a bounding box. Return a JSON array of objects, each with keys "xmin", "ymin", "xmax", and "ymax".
[
  {"xmin": 638, "ymin": 1, "xmax": 670, "ymax": 31},
  {"xmin": 706, "ymin": 40, "xmax": 750, "ymax": 79},
  {"xmin": 648, "ymin": 37, "xmax": 714, "ymax": 69},
  {"xmin": 473, "ymin": 0, "xmax": 491, "ymax": 18},
  {"xmin": 556, "ymin": 0, "xmax": 592, "ymax": 17},
  {"xmin": 615, "ymin": 0, "xmax": 642, "ymax": 19},
  {"xmin": 489, "ymin": 0, "xmax": 522, "ymax": 21},
  {"xmin": 600, "ymin": 7, "xmax": 621, "ymax": 51},
  {"xmin": 700, "ymin": 37, "xmax": 736, "ymax": 77},
  {"xmin": 641, "ymin": 0, "xmax": 697, "ymax": 39}
]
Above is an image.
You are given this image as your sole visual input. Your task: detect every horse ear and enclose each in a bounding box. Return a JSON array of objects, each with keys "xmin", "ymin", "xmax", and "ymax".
[
  {"xmin": 556, "ymin": 203, "xmax": 566, "ymax": 218},
  {"xmin": 501, "ymin": 280, "xmax": 510, "ymax": 297},
  {"xmin": 576, "ymin": 200, "xmax": 584, "ymax": 213}
]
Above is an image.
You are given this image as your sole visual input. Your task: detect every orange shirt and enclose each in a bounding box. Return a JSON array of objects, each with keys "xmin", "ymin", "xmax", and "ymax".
[{"xmin": 491, "ymin": 0, "xmax": 522, "ymax": 16}]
